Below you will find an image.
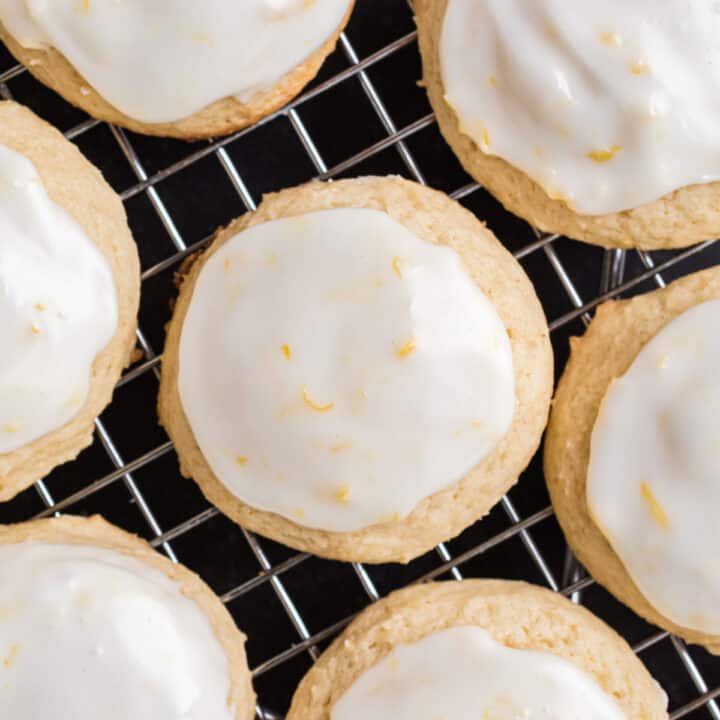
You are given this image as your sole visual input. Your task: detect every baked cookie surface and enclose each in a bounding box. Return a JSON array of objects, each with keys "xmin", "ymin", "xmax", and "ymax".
[
  {"xmin": 0, "ymin": 1, "xmax": 354, "ymax": 139},
  {"xmin": 286, "ymin": 580, "xmax": 668, "ymax": 719},
  {"xmin": 0, "ymin": 101, "xmax": 139, "ymax": 501},
  {"xmin": 415, "ymin": 0, "xmax": 720, "ymax": 250},
  {"xmin": 545, "ymin": 266, "xmax": 720, "ymax": 654},
  {"xmin": 0, "ymin": 514, "xmax": 254, "ymax": 719},
  {"xmin": 158, "ymin": 176, "xmax": 553, "ymax": 563}
]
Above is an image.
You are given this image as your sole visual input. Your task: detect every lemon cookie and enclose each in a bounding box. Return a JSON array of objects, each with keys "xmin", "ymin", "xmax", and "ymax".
[
  {"xmin": 158, "ymin": 176, "xmax": 552, "ymax": 563},
  {"xmin": 415, "ymin": 0, "xmax": 720, "ymax": 249},
  {"xmin": 0, "ymin": 1, "xmax": 354, "ymax": 139},
  {"xmin": 0, "ymin": 101, "xmax": 139, "ymax": 501},
  {"xmin": 0, "ymin": 514, "xmax": 254, "ymax": 719},
  {"xmin": 545, "ymin": 266, "xmax": 720, "ymax": 653},
  {"xmin": 286, "ymin": 580, "xmax": 667, "ymax": 719}
]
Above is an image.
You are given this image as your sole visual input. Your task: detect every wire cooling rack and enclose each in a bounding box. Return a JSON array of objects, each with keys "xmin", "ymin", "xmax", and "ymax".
[{"xmin": 2, "ymin": 2, "xmax": 720, "ymax": 717}]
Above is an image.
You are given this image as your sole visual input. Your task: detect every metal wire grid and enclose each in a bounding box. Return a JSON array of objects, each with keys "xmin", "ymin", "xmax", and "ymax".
[{"xmin": 0, "ymin": 2, "xmax": 719, "ymax": 717}]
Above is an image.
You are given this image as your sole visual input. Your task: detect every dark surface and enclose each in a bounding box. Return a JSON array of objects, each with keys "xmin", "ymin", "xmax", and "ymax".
[{"xmin": 1, "ymin": 2, "xmax": 719, "ymax": 717}]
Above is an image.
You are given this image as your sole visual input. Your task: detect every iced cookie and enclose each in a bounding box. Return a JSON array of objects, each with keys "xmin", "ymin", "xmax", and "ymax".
[
  {"xmin": 545, "ymin": 266, "xmax": 720, "ymax": 653},
  {"xmin": 415, "ymin": 0, "xmax": 720, "ymax": 249},
  {"xmin": 158, "ymin": 176, "xmax": 553, "ymax": 563},
  {"xmin": 0, "ymin": 101, "xmax": 139, "ymax": 500},
  {"xmin": 287, "ymin": 580, "xmax": 667, "ymax": 719},
  {"xmin": 0, "ymin": 1, "xmax": 354, "ymax": 138},
  {"xmin": 0, "ymin": 514, "xmax": 254, "ymax": 719}
]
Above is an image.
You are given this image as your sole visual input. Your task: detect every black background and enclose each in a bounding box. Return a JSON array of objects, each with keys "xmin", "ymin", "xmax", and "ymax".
[{"xmin": 1, "ymin": 1, "xmax": 719, "ymax": 717}]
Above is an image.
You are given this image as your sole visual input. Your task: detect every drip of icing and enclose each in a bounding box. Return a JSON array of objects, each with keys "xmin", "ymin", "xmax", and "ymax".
[{"xmin": 0, "ymin": 143, "xmax": 117, "ymax": 454}]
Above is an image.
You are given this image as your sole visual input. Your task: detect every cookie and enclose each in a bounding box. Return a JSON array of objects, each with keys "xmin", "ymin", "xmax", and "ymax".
[
  {"xmin": 0, "ymin": 101, "xmax": 139, "ymax": 501},
  {"xmin": 0, "ymin": 514, "xmax": 254, "ymax": 719},
  {"xmin": 415, "ymin": 0, "xmax": 720, "ymax": 249},
  {"xmin": 286, "ymin": 580, "xmax": 667, "ymax": 719},
  {"xmin": 545, "ymin": 266, "xmax": 720, "ymax": 653},
  {"xmin": 158, "ymin": 176, "xmax": 553, "ymax": 563},
  {"xmin": 0, "ymin": 1, "xmax": 354, "ymax": 139}
]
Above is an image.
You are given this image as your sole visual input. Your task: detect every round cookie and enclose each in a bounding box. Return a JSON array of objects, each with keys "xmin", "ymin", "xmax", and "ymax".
[
  {"xmin": 0, "ymin": 2, "xmax": 354, "ymax": 140},
  {"xmin": 0, "ymin": 514, "xmax": 255, "ymax": 718},
  {"xmin": 545, "ymin": 265, "xmax": 720, "ymax": 654},
  {"xmin": 414, "ymin": 0, "xmax": 720, "ymax": 250},
  {"xmin": 0, "ymin": 101, "xmax": 139, "ymax": 501},
  {"xmin": 158, "ymin": 176, "xmax": 553, "ymax": 563},
  {"xmin": 286, "ymin": 580, "xmax": 667, "ymax": 719}
]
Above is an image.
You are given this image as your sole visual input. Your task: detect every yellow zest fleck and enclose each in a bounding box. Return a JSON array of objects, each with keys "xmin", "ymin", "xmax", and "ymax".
[
  {"xmin": 235, "ymin": 456, "xmax": 248, "ymax": 467},
  {"xmin": 281, "ymin": 344, "xmax": 292, "ymax": 361},
  {"xmin": 600, "ymin": 31, "xmax": 622, "ymax": 47},
  {"xmin": 2, "ymin": 424, "xmax": 20, "ymax": 434},
  {"xmin": 640, "ymin": 482, "xmax": 670, "ymax": 529},
  {"xmin": 302, "ymin": 387, "xmax": 334, "ymax": 413},
  {"xmin": 191, "ymin": 32, "xmax": 215, "ymax": 47},
  {"xmin": 392, "ymin": 256, "xmax": 403, "ymax": 278},
  {"xmin": 588, "ymin": 145, "xmax": 622, "ymax": 163},
  {"xmin": 3, "ymin": 644, "xmax": 19, "ymax": 669},
  {"xmin": 336, "ymin": 485, "xmax": 351, "ymax": 504},
  {"xmin": 488, "ymin": 74, "xmax": 498, "ymax": 88},
  {"xmin": 303, "ymin": 0, "xmax": 316, "ymax": 7},
  {"xmin": 396, "ymin": 340, "xmax": 416, "ymax": 359},
  {"xmin": 30, "ymin": 324, "xmax": 40, "ymax": 336},
  {"xmin": 293, "ymin": 507, "xmax": 306, "ymax": 519},
  {"xmin": 557, "ymin": 126, "xmax": 571, "ymax": 137},
  {"xmin": 472, "ymin": 421, "xmax": 484, "ymax": 428},
  {"xmin": 388, "ymin": 657, "xmax": 399, "ymax": 672},
  {"xmin": 223, "ymin": 258, "xmax": 231, "ymax": 273},
  {"xmin": 34, "ymin": 303, "xmax": 45, "ymax": 311},
  {"xmin": 379, "ymin": 511, "xmax": 401, "ymax": 524},
  {"xmin": 630, "ymin": 60, "xmax": 650, "ymax": 75},
  {"xmin": 330, "ymin": 441, "xmax": 352, "ymax": 453},
  {"xmin": 77, "ymin": 0, "xmax": 90, "ymax": 13},
  {"xmin": 481, "ymin": 127, "xmax": 491, "ymax": 150},
  {"xmin": 657, "ymin": 355, "xmax": 669, "ymax": 369}
]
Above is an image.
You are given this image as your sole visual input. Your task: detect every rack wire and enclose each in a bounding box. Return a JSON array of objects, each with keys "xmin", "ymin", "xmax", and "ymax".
[{"xmin": 1, "ymin": 2, "xmax": 719, "ymax": 717}]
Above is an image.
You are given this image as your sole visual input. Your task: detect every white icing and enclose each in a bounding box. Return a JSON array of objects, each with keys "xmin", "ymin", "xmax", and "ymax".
[
  {"xmin": 332, "ymin": 626, "xmax": 625, "ymax": 720},
  {"xmin": 0, "ymin": 144, "xmax": 117, "ymax": 455},
  {"xmin": 0, "ymin": 0, "xmax": 352, "ymax": 123},
  {"xmin": 178, "ymin": 208, "xmax": 515, "ymax": 533},
  {"xmin": 440, "ymin": 0, "xmax": 720, "ymax": 215},
  {"xmin": 0, "ymin": 541, "xmax": 234, "ymax": 719},
  {"xmin": 588, "ymin": 300, "xmax": 720, "ymax": 634}
]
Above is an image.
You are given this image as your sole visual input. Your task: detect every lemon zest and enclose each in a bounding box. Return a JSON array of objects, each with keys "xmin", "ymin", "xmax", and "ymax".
[
  {"xmin": 396, "ymin": 340, "xmax": 416, "ymax": 359},
  {"xmin": 640, "ymin": 482, "xmax": 670, "ymax": 529},
  {"xmin": 588, "ymin": 145, "xmax": 622, "ymax": 163},
  {"xmin": 302, "ymin": 387, "xmax": 334, "ymax": 413}
]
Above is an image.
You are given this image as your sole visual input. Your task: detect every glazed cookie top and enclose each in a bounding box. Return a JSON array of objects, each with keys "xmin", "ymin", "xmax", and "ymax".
[
  {"xmin": 440, "ymin": 0, "xmax": 720, "ymax": 215},
  {"xmin": 0, "ymin": 540, "xmax": 235, "ymax": 718},
  {"xmin": 0, "ymin": 143, "xmax": 117, "ymax": 454},
  {"xmin": 333, "ymin": 625, "xmax": 624, "ymax": 719},
  {"xmin": 0, "ymin": 0, "xmax": 352, "ymax": 124},
  {"xmin": 588, "ymin": 300, "xmax": 720, "ymax": 635},
  {"xmin": 178, "ymin": 208, "xmax": 515, "ymax": 533}
]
